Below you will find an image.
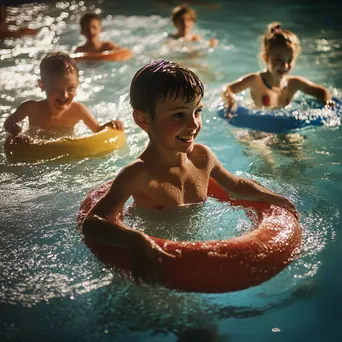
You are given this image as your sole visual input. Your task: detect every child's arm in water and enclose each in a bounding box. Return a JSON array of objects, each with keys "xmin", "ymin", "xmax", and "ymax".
[
  {"xmin": 289, "ymin": 76, "xmax": 335, "ymax": 108},
  {"xmin": 209, "ymin": 147, "xmax": 298, "ymax": 218},
  {"xmin": 222, "ymin": 73, "xmax": 258, "ymax": 112},
  {"xmin": 102, "ymin": 41, "xmax": 121, "ymax": 51},
  {"xmin": 81, "ymin": 160, "xmax": 175, "ymax": 285},
  {"xmin": 4, "ymin": 100, "xmax": 35, "ymax": 141},
  {"xmin": 76, "ymin": 102, "xmax": 124, "ymax": 132}
]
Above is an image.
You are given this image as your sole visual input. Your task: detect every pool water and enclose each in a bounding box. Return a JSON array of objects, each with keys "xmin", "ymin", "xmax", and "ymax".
[{"xmin": 1, "ymin": 0, "xmax": 342, "ymax": 341}]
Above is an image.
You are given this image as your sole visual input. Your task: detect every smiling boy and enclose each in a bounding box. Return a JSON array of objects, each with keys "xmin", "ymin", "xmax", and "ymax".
[
  {"xmin": 4, "ymin": 51, "xmax": 123, "ymax": 141},
  {"xmin": 82, "ymin": 59, "xmax": 297, "ymax": 285},
  {"xmin": 74, "ymin": 12, "xmax": 123, "ymax": 53}
]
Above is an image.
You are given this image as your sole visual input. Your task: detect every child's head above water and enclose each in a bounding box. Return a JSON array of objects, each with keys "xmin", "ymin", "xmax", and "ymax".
[
  {"xmin": 130, "ymin": 59, "xmax": 204, "ymax": 122},
  {"xmin": 171, "ymin": 4, "xmax": 196, "ymax": 34},
  {"xmin": 261, "ymin": 22, "xmax": 301, "ymax": 60},
  {"xmin": 39, "ymin": 51, "xmax": 79, "ymax": 111},
  {"xmin": 171, "ymin": 4, "xmax": 196, "ymax": 24},
  {"xmin": 79, "ymin": 12, "xmax": 102, "ymax": 41},
  {"xmin": 40, "ymin": 51, "xmax": 79, "ymax": 83}
]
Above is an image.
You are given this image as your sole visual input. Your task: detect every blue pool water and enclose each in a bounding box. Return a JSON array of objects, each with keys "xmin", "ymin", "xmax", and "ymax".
[{"xmin": 1, "ymin": 0, "xmax": 342, "ymax": 341}]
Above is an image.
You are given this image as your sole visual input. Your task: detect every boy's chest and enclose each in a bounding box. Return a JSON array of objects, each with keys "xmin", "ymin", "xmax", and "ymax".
[
  {"xmin": 134, "ymin": 166, "xmax": 210, "ymax": 209},
  {"xmin": 30, "ymin": 110, "xmax": 79, "ymax": 129}
]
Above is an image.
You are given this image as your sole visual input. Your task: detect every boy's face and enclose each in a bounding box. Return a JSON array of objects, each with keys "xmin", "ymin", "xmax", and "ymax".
[
  {"xmin": 174, "ymin": 13, "xmax": 195, "ymax": 35},
  {"xmin": 81, "ymin": 19, "xmax": 102, "ymax": 41},
  {"xmin": 146, "ymin": 93, "xmax": 203, "ymax": 154},
  {"xmin": 40, "ymin": 71, "xmax": 79, "ymax": 112}
]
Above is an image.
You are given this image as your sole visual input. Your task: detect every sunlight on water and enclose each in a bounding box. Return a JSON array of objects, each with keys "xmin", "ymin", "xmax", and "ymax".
[
  {"xmin": 124, "ymin": 197, "xmax": 251, "ymax": 242},
  {"xmin": 1, "ymin": 1, "xmax": 342, "ymax": 341}
]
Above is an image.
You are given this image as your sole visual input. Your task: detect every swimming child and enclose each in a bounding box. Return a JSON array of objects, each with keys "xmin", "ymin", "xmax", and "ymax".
[
  {"xmin": 222, "ymin": 22, "xmax": 334, "ymax": 111},
  {"xmin": 81, "ymin": 59, "xmax": 298, "ymax": 285},
  {"xmin": 166, "ymin": 4, "xmax": 218, "ymax": 48},
  {"xmin": 4, "ymin": 51, "xmax": 124, "ymax": 142},
  {"xmin": 74, "ymin": 12, "xmax": 132, "ymax": 55},
  {"xmin": 221, "ymin": 22, "xmax": 334, "ymax": 167}
]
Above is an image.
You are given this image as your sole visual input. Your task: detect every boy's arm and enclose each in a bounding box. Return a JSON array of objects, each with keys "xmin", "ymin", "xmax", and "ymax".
[
  {"xmin": 103, "ymin": 41, "xmax": 121, "ymax": 51},
  {"xmin": 4, "ymin": 101, "xmax": 32, "ymax": 136},
  {"xmin": 82, "ymin": 162, "xmax": 174, "ymax": 284},
  {"xmin": 222, "ymin": 73, "xmax": 258, "ymax": 112},
  {"xmin": 210, "ymin": 153, "xmax": 298, "ymax": 218},
  {"xmin": 291, "ymin": 76, "xmax": 334, "ymax": 108},
  {"xmin": 76, "ymin": 103, "xmax": 124, "ymax": 132}
]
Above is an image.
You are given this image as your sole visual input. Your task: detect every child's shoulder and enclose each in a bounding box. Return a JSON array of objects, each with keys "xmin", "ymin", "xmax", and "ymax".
[
  {"xmin": 114, "ymin": 158, "xmax": 149, "ymax": 185},
  {"xmin": 235, "ymin": 72, "xmax": 261, "ymax": 84},
  {"xmin": 17, "ymin": 99, "xmax": 42, "ymax": 113},
  {"xmin": 192, "ymin": 143, "xmax": 215, "ymax": 158},
  {"xmin": 286, "ymin": 75, "xmax": 310, "ymax": 85}
]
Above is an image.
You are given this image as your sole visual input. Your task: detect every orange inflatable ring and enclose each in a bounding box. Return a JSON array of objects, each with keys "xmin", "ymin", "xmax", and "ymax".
[
  {"xmin": 0, "ymin": 27, "xmax": 37, "ymax": 39},
  {"xmin": 71, "ymin": 49, "xmax": 133, "ymax": 62},
  {"xmin": 77, "ymin": 178, "xmax": 302, "ymax": 293}
]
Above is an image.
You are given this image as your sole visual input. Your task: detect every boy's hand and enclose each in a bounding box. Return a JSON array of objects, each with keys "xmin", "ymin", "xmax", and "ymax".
[
  {"xmin": 130, "ymin": 233, "xmax": 175, "ymax": 285},
  {"xmin": 103, "ymin": 119, "xmax": 124, "ymax": 131},
  {"xmin": 208, "ymin": 38, "xmax": 218, "ymax": 48},
  {"xmin": 324, "ymin": 99, "xmax": 335, "ymax": 109},
  {"xmin": 13, "ymin": 134, "xmax": 32, "ymax": 144},
  {"xmin": 272, "ymin": 196, "xmax": 299, "ymax": 220}
]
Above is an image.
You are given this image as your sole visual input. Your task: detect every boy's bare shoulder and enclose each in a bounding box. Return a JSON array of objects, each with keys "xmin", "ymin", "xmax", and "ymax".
[
  {"xmin": 17, "ymin": 100, "xmax": 42, "ymax": 115},
  {"xmin": 74, "ymin": 44, "xmax": 86, "ymax": 53},
  {"xmin": 119, "ymin": 158, "xmax": 149, "ymax": 179},
  {"xmin": 192, "ymin": 143, "xmax": 216, "ymax": 160},
  {"xmin": 102, "ymin": 41, "xmax": 120, "ymax": 51}
]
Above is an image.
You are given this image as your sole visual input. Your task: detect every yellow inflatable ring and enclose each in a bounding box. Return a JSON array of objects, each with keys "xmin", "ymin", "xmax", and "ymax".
[
  {"xmin": 71, "ymin": 49, "xmax": 133, "ymax": 62},
  {"xmin": 4, "ymin": 127, "xmax": 126, "ymax": 162}
]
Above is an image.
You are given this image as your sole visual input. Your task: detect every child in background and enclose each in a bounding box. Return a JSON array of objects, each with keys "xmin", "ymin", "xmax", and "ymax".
[
  {"xmin": 74, "ymin": 12, "xmax": 131, "ymax": 54},
  {"xmin": 82, "ymin": 59, "xmax": 297, "ymax": 285},
  {"xmin": 167, "ymin": 4, "xmax": 218, "ymax": 48},
  {"xmin": 221, "ymin": 22, "xmax": 334, "ymax": 167},
  {"xmin": 4, "ymin": 51, "xmax": 124, "ymax": 141},
  {"xmin": 222, "ymin": 22, "xmax": 334, "ymax": 111}
]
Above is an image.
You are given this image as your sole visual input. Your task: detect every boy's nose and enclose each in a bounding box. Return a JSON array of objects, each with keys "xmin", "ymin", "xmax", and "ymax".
[
  {"xmin": 188, "ymin": 115, "xmax": 200, "ymax": 129},
  {"xmin": 60, "ymin": 90, "xmax": 68, "ymax": 99}
]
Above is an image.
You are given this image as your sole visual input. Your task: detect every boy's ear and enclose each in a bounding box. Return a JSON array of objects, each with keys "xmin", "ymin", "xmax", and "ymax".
[
  {"xmin": 133, "ymin": 109, "xmax": 149, "ymax": 131},
  {"xmin": 38, "ymin": 80, "xmax": 45, "ymax": 91}
]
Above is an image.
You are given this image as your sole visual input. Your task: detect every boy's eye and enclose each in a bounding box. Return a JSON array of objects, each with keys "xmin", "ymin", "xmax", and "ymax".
[
  {"xmin": 195, "ymin": 109, "xmax": 203, "ymax": 116},
  {"xmin": 68, "ymin": 87, "xmax": 76, "ymax": 92},
  {"xmin": 172, "ymin": 112, "xmax": 184, "ymax": 118}
]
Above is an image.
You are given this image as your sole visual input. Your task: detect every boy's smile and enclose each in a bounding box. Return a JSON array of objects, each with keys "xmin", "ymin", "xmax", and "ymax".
[
  {"xmin": 147, "ymin": 94, "xmax": 203, "ymax": 153},
  {"xmin": 41, "ymin": 72, "xmax": 79, "ymax": 113}
]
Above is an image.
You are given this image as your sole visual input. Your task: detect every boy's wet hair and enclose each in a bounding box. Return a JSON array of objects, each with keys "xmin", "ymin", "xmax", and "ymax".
[
  {"xmin": 130, "ymin": 59, "xmax": 204, "ymax": 121},
  {"xmin": 261, "ymin": 22, "xmax": 301, "ymax": 57},
  {"xmin": 171, "ymin": 4, "xmax": 196, "ymax": 24},
  {"xmin": 40, "ymin": 52, "xmax": 79, "ymax": 82},
  {"xmin": 80, "ymin": 12, "xmax": 101, "ymax": 30}
]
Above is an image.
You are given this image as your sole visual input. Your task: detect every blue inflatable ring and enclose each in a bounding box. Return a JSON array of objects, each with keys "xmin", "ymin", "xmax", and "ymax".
[{"xmin": 216, "ymin": 98, "xmax": 341, "ymax": 133}]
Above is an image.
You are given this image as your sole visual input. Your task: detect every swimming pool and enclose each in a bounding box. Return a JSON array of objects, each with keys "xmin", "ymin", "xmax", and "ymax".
[{"xmin": 1, "ymin": 0, "xmax": 342, "ymax": 341}]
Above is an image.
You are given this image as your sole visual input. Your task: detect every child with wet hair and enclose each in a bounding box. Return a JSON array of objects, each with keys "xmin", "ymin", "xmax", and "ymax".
[
  {"xmin": 74, "ymin": 12, "xmax": 131, "ymax": 55},
  {"xmin": 82, "ymin": 59, "xmax": 297, "ymax": 285},
  {"xmin": 168, "ymin": 4, "xmax": 218, "ymax": 48},
  {"xmin": 4, "ymin": 51, "xmax": 123, "ymax": 141},
  {"xmin": 222, "ymin": 22, "xmax": 334, "ymax": 111}
]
